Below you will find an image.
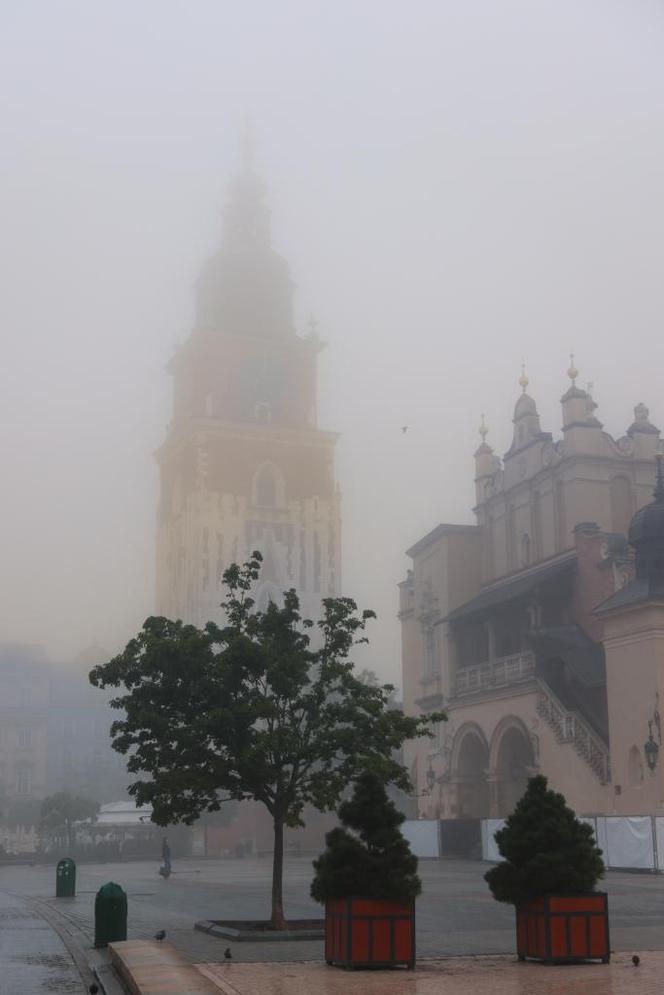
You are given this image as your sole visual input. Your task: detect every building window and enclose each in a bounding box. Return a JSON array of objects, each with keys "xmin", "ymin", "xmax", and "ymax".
[
  {"xmin": 521, "ymin": 533, "xmax": 531, "ymax": 566},
  {"xmin": 17, "ymin": 728, "xmax": 31, "ymax": 748},
  {"xmin": 610, "ymin": 475, "xmax": 633, "ymax": 536},
  {"xmin": 15, "ymin": 768, "xmax": 32, "ymax": 795},
  {"xmin": 423, "ymin": 623, "xmax": 439, "ymax": 677}
]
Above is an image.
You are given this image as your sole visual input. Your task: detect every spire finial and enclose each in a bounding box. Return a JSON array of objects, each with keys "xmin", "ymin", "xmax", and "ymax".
[
  {"xmin": 655, "ymin": 446, "xmax": 664, "ymax": 503},
  {"xmin": 567, "ymin": 352, "xmax": 579, "ymax": 385},
  {"xmin": 479, "ymin": 413, "xmax": 489, "ymax": 441},
  {"xmin": 519, "ymin": 363, "xmax": 529, "ymax": 394}
]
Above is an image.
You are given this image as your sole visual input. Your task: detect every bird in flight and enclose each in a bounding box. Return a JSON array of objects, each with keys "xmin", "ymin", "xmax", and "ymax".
[{"xmin": 401, "ymin": 426, "xmax": 408, "ymax": 434}]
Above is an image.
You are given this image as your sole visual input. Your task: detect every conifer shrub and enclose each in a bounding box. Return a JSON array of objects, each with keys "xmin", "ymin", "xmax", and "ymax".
[
  {"xmin": 485, "ymin": 775, "xmax": 605, "ymax": 906},
  {"xmin": 311, "ymin": 772, "xmax": 422, "ymax": 903}
]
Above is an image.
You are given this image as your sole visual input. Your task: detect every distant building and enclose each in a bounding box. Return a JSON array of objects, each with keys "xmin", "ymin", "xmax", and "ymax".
[
  {"xmin": 0, "ymin": 644, "xmax": 50, "ymax": 809},
  {"xmin": 46, "ymin": 646, "xmax": 128, "ymax": 803},
  {"xmin": 155, "ymin": 148, "xmax": 341, "ymax": 625},
  {"xmin": 0, "ymin": 643, "xmax": 127, "ymax": 819},
  {"xmin": 400, "ymin": 362, "xmax": 664, "ymax": 819}
]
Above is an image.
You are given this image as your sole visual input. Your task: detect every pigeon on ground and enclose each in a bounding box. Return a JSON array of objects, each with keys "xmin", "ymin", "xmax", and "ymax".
[
  {"xmin": 89, "ymin": 985, "xmax": 99, "ymax": 995},
  {"xmin": 154, "ymin": 929, "xmax": 166, "ymax": 942},
  {"xmin": 632, "ymin": 954, "xmax": 640, "ymax": 966},
  {"xmin": 224, "ymin": 947, "xmax": 232, "ymax": 960}
]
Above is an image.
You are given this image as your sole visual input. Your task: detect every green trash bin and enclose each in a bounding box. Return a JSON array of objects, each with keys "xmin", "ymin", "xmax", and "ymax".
[
  {"xmin": 94, "ymin": 881, "xmax": 127, "ymax": 948},
  {"xmin": 55, "ymin": 858, "xmax": 76, "ymax": 897}
]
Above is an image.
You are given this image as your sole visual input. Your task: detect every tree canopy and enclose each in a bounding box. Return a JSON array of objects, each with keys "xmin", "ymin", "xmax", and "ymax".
[
  {"xmin": 484, "ymin": 775, "xmax": 605, "ymax": 906},
  {"xmin": 90, "ymin": 551, "xmax": 443, "ymax": 927},
  {"xmin": 311, "ymin": 771, "xmax": 421, "ymax": 903}
]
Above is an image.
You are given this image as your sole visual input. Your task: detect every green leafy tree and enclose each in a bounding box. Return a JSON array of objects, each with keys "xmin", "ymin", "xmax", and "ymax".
[
  {"xmin": 90, "ymin": 552, "xmax": 442, "ymax": 928},
  {"xmin": 311, "ymin": 771, "xmax": 421, "ymax": 902},
  {"xmin": 484, "ymin": 775, "xmax": 605, "ymax": 906},
  {"xmin": 40, "ymin": 793, "xmax": 99, "ymax": 850}
]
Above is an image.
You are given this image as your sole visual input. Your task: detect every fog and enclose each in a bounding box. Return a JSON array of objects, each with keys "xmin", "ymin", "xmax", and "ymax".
[{"xmin": 1, "ymin": 0, "xmax": 663, "ymax": 688}]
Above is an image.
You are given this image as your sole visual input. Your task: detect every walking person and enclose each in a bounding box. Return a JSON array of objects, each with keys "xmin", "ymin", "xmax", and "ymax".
[{"xmin": 160, "ymin": 836, "xmax": 172, "ymax": 878}]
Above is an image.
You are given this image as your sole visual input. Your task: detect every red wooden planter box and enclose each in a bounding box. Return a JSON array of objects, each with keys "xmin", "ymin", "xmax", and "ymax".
[
  {"xmin": 325, "ymin": 897, "xmax": 415, "ymax": 969},
  {"xmin": 516, "ymin": 893, "xmax": 610, "ymax": 963}
]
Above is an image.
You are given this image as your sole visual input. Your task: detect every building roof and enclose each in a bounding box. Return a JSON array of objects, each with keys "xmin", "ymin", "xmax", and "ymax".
[
  {"xmin": 593, "ymin": 578, "xmax": 661, "ymax": 615},
  {"xmin": 445, "ymin": 551, "xmax": 576, "ymax": 623},
  {"xmin": 405, "ymin": 523, "xmax": 478, "ymax": 559}
]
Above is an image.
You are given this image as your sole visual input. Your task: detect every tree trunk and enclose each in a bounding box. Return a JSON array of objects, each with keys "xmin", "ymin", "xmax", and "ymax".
[{"xmin": 271, "ymin": 814, "xmax": 287, "ymax": 929}]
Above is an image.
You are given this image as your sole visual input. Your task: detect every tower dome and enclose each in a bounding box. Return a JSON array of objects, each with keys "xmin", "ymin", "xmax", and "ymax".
[{"xmin": 628, "ymin": 458, "xmax": 664, "ymax": 588}]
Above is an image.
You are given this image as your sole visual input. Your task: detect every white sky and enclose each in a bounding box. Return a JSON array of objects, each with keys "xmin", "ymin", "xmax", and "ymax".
[{"xmin": 1, "ymin": 0, "xmax": 663, "ymax": 687}]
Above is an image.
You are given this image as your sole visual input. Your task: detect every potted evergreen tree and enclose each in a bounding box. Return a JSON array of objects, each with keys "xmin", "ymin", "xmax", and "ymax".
[
  {"xmin": 311, "ymin": 772, "xmax": 420, "ymax": 969},
  {"xmin": 485, "ymin": 775, "xmax": 609, "ymax": 964}
]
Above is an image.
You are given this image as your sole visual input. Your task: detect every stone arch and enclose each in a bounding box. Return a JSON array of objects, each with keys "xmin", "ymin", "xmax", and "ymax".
[
  {"xmin": 490, "ymin": 716, "xmax": 536, "ymax": 817},
  {"xmin": 255, "ymin": 580, "xmax": 282, "ymax": 612},
  {"xmin": 252, "ymin": 462, "xmax": 286, "ymax": 508},
  {"xmin": 452, "ymin": 724, "xmax": 490, "ymax": 818}
]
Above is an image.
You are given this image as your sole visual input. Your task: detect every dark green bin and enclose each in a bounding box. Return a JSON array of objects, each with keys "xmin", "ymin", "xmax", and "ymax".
[
  {"xmin": 94, "ymin": 881, "xmax": 127, "ymax": 948},
  {"xmin": 56, "ymin": 858, "xmax": 76, "ymax": 897}
]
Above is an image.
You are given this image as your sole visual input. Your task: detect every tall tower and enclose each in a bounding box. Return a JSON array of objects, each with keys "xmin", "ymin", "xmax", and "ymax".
[{"xmin": 155, "ymin": 153, "xmax": 341, "ymax": 626}]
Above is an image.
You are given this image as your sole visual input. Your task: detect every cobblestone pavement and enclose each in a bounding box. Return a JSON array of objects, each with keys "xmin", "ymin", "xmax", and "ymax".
[
  {"xmin": 2, "ymin": 856, "xmax": 664, "ymax": 964},
  {"xmin": 197, "ymin": 953, "xmax": 664, "ymax": 995},
  {"xmin": 0, "ymin": 890, "xmax": 85, "ymax": 994}
]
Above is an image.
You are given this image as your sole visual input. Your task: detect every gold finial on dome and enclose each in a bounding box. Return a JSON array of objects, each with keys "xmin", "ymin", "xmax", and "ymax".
[
  {"xmin": 479, "ymin": 413, "xmax": 489, "ymax": 441},
  {"xmin": 567, "ymin": 352, "xmax": 579, "ymax": 385},
  {"xmin": 519, "ymin": 363, "xmax": 529, "ymax": 394}
]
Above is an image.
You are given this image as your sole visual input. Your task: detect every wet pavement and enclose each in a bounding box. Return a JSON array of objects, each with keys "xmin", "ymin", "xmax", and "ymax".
[
  {"xmin": 0, "ymin": 890, "xmax": 85, "ymax": 994},
  {"xmin": 197, "ymin": 953, "xmax": 664, "ymax": 995}
]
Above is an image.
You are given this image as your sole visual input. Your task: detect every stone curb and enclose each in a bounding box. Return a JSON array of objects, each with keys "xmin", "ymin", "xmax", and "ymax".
[{"xmin": 194, "ymin": 919, "xmax": 325, "ymax": 941}]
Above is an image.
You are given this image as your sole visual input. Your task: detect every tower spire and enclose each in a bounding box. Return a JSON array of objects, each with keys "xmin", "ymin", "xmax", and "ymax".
[
  {"xmin": 240, "ymin": 112, "xmax": 255, "ymax": 174},
  {"xmin": 519, "ymin": 363, "xmax": 529, "ymax": 395}
]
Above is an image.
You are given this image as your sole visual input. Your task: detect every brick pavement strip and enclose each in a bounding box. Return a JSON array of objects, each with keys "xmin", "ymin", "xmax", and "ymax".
[{"xmin": 196, "ymin": 954, "xmax": 664, "ymax": 995}]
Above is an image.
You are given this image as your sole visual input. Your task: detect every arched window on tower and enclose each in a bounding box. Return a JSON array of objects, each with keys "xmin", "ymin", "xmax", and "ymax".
[{"xmin": 252, "ymin": 463, "xmax": 285, "ymax": 508}]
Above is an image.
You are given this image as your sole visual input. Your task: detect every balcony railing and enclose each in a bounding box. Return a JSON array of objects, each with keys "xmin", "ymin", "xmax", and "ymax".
[
  {"xmin": 536, "ymin": 682, "xmax": 611, "ymax": 784},
  {"xmin": 454, "ymin": 652, "xmax": 535, "ymax": 697}
]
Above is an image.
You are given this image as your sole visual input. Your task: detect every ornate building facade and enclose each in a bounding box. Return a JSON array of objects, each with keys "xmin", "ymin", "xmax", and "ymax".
[
  {"xmin": 156, "ymin": 157, "xmax": 341, "ymax": 625},
  {"xmin": 400, "ymin": 362, "xmax": 664, "ymax": 820}
]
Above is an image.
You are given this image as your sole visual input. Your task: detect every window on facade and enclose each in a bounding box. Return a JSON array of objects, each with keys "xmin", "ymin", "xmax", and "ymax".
[
  {"xmin": 15, "ymin": 768, "xmax": 32, "ymax": 795},
  {"xmin": 423, "ymin": 624, "xmax": 439, "ymax": 676},
  {"xmin": 255, "ymin": 464, "xmax": 278, "ymax": 507},
  {"xmin": 17, "ymin": 728, "xmax": 31, "ymax": 748},
  {"xmin": 610, "ymin": 476, "xmax": 633, "ymax": 536},
  {"xmin": 521, "ymin": 533, "xmax": 531, "ymax": 566}
]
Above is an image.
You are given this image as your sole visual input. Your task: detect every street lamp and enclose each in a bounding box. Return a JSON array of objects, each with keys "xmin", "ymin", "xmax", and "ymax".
[{"xmin": 644, "ymin": 720, "xmax": 659, "ymax": 773}]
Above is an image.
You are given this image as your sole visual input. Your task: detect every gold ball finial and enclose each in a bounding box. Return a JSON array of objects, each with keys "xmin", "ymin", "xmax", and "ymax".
[
  {"xmin": 519, "ymin": 363, "xmax": 529, "ymax": 394},
  {"xmin": 479, "ymin": 413, "xmax": 489, "ymax": 441},
  {"xmin": 567, "ymin": 352, "xmax": 579, "ymax": 384}
]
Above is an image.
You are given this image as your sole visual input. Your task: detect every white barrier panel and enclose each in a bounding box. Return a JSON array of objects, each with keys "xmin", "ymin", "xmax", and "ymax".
[
  {"xmin": 402, "ymin": 819, "xmax": 440, "ymax": 858},
  {"xmin": 656, "ymin": 818, "xmax": 664, "ymax": 870},
  {"xmin": 595, "ymin": 817, "xmax": 608, "ymax": 863},
  {"xmin": 604, "ymin": 816, "xmax": 654, "ymax": 870},
  {"xmin": 482, "ymin": 819, "xmax": 506, "ymax": 862}
]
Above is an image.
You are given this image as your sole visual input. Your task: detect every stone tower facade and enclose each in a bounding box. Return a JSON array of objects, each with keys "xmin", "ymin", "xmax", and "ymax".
[{"xmin": 156, "ymin": 159, "xmax": 341, "ymax": 626}]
